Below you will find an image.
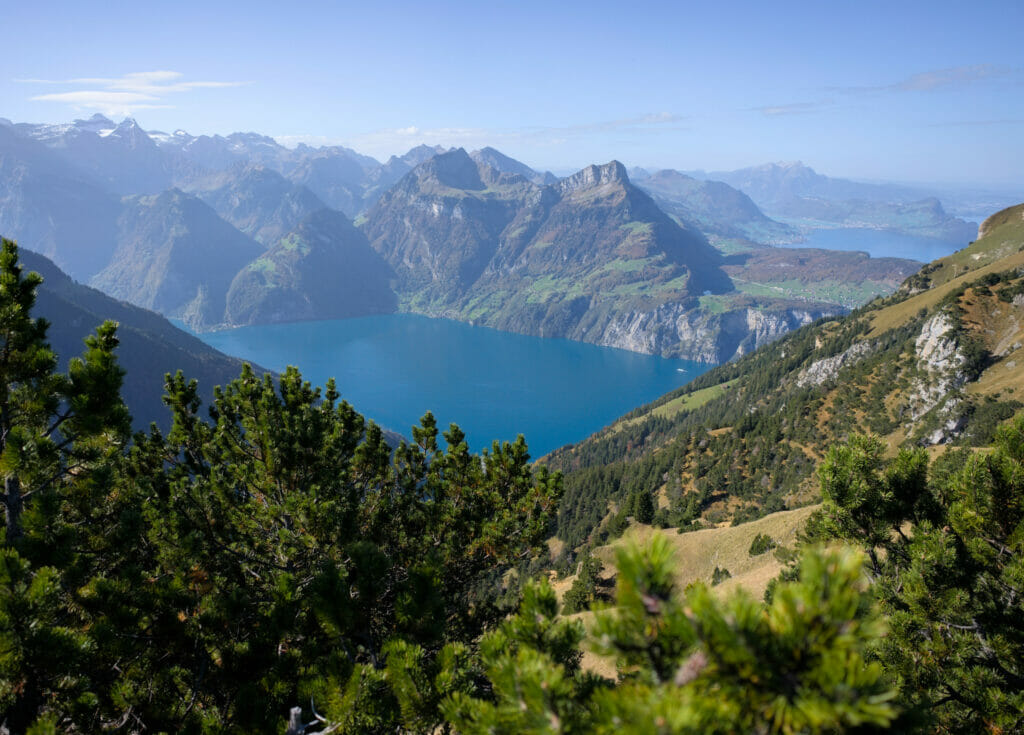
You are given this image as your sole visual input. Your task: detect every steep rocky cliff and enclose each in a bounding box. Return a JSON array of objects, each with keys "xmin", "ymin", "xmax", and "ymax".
[
  {"xmin": 364, "ymin": 151, "xmax": 836, "ymax": 362},
  {"xmin": 593, "ymin": 301, "xmax": 837, "ymax": 363}
]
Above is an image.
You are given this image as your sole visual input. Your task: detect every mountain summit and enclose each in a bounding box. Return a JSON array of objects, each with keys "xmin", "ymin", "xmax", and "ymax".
[{"xmin": 363, "ymin": 151, "xmax": 829, "ymax": 361}]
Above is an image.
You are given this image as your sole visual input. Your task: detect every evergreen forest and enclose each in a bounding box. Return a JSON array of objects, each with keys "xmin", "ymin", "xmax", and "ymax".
[{"xmin": 1, "ymin": 232, "xmax": 1023, "ymax": 734}]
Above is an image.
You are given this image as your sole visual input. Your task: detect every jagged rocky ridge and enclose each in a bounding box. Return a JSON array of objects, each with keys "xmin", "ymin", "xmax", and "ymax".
[
  {"xmin": 364, "ymin": 150, "xmax": 840, "ymax": 362},
  {"xmin": 0, "ymin": 115, "xmax": 942, "ymax": 360}
]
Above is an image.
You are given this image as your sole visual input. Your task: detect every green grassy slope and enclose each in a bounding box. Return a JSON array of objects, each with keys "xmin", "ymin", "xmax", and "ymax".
[{"xmin": 543, "ymin": 203, "xmax": 1024, "ymax": 552}]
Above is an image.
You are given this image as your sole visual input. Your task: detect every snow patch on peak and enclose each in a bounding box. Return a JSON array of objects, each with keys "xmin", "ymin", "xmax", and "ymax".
[{"xmin": 73, "ymin": 114, "xmax": 115, "ymax": 133}]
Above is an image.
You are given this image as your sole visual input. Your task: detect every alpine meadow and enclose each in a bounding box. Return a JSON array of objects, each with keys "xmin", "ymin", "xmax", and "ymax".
[{"xmin": 2, "ymin": 1, "xmax": 1024, "ymax": 733}]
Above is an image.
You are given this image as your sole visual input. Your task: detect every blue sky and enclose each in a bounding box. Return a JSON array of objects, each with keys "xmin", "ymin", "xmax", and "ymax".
[{"xmin": 5, "ymin": 0, "xmax": 1023, "ymax": 187}]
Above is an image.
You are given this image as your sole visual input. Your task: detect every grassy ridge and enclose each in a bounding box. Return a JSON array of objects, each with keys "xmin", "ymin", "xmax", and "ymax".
[{"xmin": 544, "ymin": 203, "xmax": 1024, "ymax": 554}]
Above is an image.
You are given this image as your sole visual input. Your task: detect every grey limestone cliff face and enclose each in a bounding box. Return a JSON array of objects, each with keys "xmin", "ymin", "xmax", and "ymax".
[
  {"xmin": 556, "ymin": 161, "xmax": 629, "ymax": 196},
  {"xmin": 907, "ymin": 311, "xmax": 970, "ymax": 443},
  {"xmin": 795, "ymin": 341, "xmax": 875, "ymax": 388},
  {"xmin": 594, "ymin": 303, "xmax": 838, "ymax": 363},
  {"xmin": 915, "ymin": 312, "xmax": 966, "ymax": 377}
]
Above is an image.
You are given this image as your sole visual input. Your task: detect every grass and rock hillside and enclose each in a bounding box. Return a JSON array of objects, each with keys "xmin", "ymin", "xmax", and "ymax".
[{"xmin": 543, "ymin": 203, "xmax": 1024, "ymax": 553}]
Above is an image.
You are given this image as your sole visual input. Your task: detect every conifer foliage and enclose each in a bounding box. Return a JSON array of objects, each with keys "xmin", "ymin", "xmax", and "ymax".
[
  {"xmin": 0, "ymin": 237, "xmax": 131, "ymax": 733},
  {"xmin": 561, "ymin": 553, "xmax": 605, "ymax": 614},
  {"xmin": 0, "ymin": 232, "xmax": 1021, "ymax": 733},
  {"xmin": 434, "ymin": 538, "xmax": 898, "ymax": 734},
  {"xmin": 0, "ymin": 238, "xmax": 563, "ymax": 732},
  {"xmin": 815, "ymin": 421, "xmax": 1024, "ymax": 732}
]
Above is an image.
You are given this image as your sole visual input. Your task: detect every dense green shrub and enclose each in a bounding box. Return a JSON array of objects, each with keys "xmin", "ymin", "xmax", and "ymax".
[{"xmin": 748, "ymin": 532, "xmax": 776, "ymax": 556}]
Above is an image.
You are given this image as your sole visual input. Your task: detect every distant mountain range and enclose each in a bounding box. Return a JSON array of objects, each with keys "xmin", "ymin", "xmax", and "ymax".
[
  {"xmin": 687, "ymin": 161, "xmax": 979, "ymax": 243},
  {"xmin": 90, "ymin": 188, "xmax": 265, "ymax": 327},
  {"xmin": 364, "ymin": 150, "xmax": 815, "ymax": 361},
  {"xmin": 360, "ymin": 150, "xmax": 925, "ymax": 361},
  {"xmin": 629, "ymin": 169, "xmax": 801, "ymax": 244},
  {"xmin": 0, "ymin": 114, "xmax": 947, "ymax": 361}
]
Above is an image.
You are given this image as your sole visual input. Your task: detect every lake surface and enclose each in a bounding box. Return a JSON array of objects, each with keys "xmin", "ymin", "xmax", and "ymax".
[
  {"xmin": 193, "ymin": 314, "xmax": 712, "ymax": 456},
  {"xmin": 782, "ymin": 227, "xmax": 959, "ymax": 263}
]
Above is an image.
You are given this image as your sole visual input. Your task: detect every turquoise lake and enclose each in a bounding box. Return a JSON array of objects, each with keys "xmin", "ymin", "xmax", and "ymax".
[
  {"xmin": 782, "ymin": 227, "xmax": 961, "ymax": 263},
  {"xmin": 193, "ymin": 314, "xmax": 713, "ymax": 457}
]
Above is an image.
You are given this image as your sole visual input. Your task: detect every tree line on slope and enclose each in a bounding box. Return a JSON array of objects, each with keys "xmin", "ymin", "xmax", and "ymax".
[
  {"xmin": 306, "ymin": 414, "xmax": 1024, "ymax": 734},
  {"xmin": 549, "ymin": 262, "xmax": 1024, "ymax": 552}
]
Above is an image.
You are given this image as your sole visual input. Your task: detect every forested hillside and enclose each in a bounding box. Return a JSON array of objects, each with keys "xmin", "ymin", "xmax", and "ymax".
[
  {"xmin": 1, "ymin": 220, "xmax": 1022, "ymax": 732},
  {"xmin": 18, "ymin": 246, "xmax": 257, "ymax": 430},
  {"xmin": 545, "ymin": 203, "xmax": 1024, "ymax": 548}
]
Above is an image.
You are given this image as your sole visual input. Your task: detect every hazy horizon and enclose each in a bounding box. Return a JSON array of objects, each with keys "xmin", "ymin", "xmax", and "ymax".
[{"xmin": 6, "ymin": 0, "xmax": 1024, "ymax": 188}]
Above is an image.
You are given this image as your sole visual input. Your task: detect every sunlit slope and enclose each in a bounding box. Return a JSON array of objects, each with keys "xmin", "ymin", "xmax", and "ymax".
[{"xmin": 545, "ymin": 203, "xmax": 1024, "ymax": 551}]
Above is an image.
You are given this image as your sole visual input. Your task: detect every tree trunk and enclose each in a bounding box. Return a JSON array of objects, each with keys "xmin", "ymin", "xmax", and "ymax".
[{"xmin": 284, "ymin": 706, "xmax": 304, "ymax": 735}]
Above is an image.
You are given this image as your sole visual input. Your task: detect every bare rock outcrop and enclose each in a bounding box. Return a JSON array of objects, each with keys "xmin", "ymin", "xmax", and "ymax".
[
  {"xmin": 795, "ymin": 341, "xmax": 874, "ymax": 388},
  {"xmin": 907, "ymin": 311, "xmax": 970, "ymax": 443}
]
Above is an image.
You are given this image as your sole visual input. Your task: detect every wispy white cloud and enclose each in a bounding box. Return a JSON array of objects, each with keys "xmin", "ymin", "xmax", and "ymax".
[
  {"xmin": 926, "ymin": 118, "xmax": 1024, "ymax": 127},
  {"xmin": 750, "ymin": 64, "xmax": 1015, "ymax": 120},
  {"xmin": 17, "ymin": 71, "xmax": 249, "ymax": 117},
  {"xmin": 830, "ymin": 64, "xmax": 1015, "ymax": 95},
  {"xmin": 749, "ymin": 101, "xmax": 833, "ymax": 117},
  {"xmin": 282, "ymin": 112, "xmax": 689, "ymax": 158},
  {"xmin": 562, "ymin": 112, "xmax": 689, "ymax": 133}
]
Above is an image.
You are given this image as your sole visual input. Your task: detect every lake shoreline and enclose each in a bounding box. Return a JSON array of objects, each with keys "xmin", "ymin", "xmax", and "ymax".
[{"xmin": 188, "ymin": 313, "xmax": 715, "ymax": 456}]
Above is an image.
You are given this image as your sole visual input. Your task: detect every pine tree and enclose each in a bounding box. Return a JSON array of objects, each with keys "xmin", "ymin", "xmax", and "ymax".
[
  {"xmin": 107, "ymin": 366, "xmax": 562, "ymax": 731},
  {"xmin": 441, "ymin": 578, "xmax": 606, "ymax": 734},
  {"xmin": 748, "ymin": 533, "xmax": 775, "ymax": 556},
  {"xmin": 815, "ymin": 421, "xmax": 1024, "ymax": 732},
  {"xmin": 0, "ymin": 239, "xmax": 129, "ymax": 544},
  {"xmin": 562, "ymin": 553, "xmax": 605, "ymax": 614},
  {"xmin": 632, "ymin": 488, "xmax": 655, "ymax": 525},
  {"xmin": 0, "ymin": 237, "xmax": 131, "ymax": 732},
  {"xmin": 437, "ymin": 537, "xmax": 901, "ymax": 734}
]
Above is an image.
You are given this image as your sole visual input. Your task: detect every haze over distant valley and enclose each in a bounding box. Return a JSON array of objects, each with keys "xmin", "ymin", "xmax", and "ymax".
[
  {"xmin": 0, "ymin": 109, "xmax": 977, "ymax": 443},
  {"xmin": 6, "ymin": 4, "xmax": 1024, "ymax": 731},
  {"xmin": 0, "ymin": 113, "xmax": 964, "ymax": 364}
]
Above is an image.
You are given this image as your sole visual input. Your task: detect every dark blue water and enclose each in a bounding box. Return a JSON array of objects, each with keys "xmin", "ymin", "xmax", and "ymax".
[
  {"xmin": 194, "ymin": 314, "xmax": 712, "ymax": 456},
  {"xmin": 787, "ymin": 228, "xmax": 957, "ymax": 263}
]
